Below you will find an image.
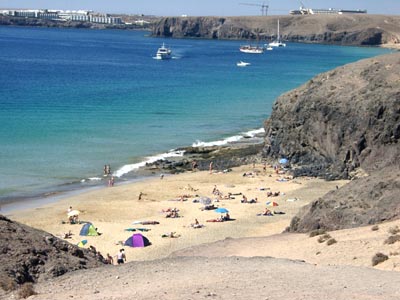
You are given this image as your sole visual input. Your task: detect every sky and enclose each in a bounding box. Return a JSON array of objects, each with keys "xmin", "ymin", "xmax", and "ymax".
[{"xmin": 1, "ymin": 0, "xmax": 399, "ymax": 16}]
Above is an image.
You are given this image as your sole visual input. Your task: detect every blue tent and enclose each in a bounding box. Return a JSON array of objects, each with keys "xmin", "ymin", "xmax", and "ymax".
[{"xmin": 79, "ymin": 222, "xmax": 99, "ymax": 236}]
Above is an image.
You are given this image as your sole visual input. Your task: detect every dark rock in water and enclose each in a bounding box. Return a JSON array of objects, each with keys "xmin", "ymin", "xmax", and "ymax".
[
  {"xmin": 264, "ymin": 52, "xmax": 400, "ymax": 180},
  {"xmin": 0, "ymin": 215, "xmax": 105, "ymax": 288}
]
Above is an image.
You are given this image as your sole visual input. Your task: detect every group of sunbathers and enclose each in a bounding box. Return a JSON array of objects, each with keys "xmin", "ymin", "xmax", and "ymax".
[
  {"xmin": 267, "ymin": 191, "xmax": 280, "ymax": 197},
  {"xmin": 164, "ymin": 208, "xmax": 180, "ymax": 218},
  {"xmin": 207, "ymin": 213, "xmax": 231, "ymax": 222}
]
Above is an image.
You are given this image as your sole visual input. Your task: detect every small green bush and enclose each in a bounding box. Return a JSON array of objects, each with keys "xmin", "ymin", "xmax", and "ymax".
[
  {"xmin": 317, "ymin": 233, "xmax": 331, "ymax": 243},
  {"xmin": 384, "ymin": 234, "xmax": 400, "ymax": 245},
  {"xmin": 372, "ymin": 252, "xmax": 389, "ymax": 266},
  {"xmin": 371, "ymin": 225, "xmax": 379, "ymax": 231},
  {"xmin": 309, "ymin": 229, "xmax": 327, "ymax": 237},
  {"xmin": 18, "ymin": 283, "xmax": 36, "ymax": 299},
  {"xmin": 326, "ymin": 238, "xmax": 337, "ymax": 246}
]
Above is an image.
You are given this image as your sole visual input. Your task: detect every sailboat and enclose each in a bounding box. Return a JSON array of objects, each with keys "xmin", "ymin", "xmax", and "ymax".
[{"xmin": 268, "ymin": 19, "xmax": 286, "ymax": 47}]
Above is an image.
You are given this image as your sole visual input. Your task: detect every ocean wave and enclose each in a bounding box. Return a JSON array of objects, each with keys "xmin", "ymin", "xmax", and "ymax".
[
  {"xmin": 113, "ymin": 128, "xmax": 264, "ymax": 178},
  {"xmin": 192, "ymin": 128, "xmax": 264, "ymax": 147},
  {"xmin": 113, "ymin": 150, "xmax": 185, "ymax": 178}
]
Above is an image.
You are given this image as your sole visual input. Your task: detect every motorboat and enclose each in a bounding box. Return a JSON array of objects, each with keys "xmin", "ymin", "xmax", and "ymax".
[
  {"xmin": 268, "ymin": 19, "xmax": 286, "ymax": 47},
  {"xmin": 239, "ymin": 45, "xmax": 264, "ymax": 54},
  {"xmin": 155, "ymin": 43, "xmax": 172, "ymax": 60},
  {"xmin": 265, "ymin": 45, "xmax": 273, "ymax": 51},
  {"xmin": 236, "ymin": 61, "xmax": 251, "ymax": 67}
]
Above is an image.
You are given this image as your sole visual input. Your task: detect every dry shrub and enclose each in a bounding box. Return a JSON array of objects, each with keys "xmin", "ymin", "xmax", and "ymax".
[
  {"xmin": 384, "ymin": 234, "xmax": 400, "ymax": 245},
  {"xmin": 18, "ymin": 283, "xmax": 36, "ymax": 299},
  {"xmin": 317, "ymin": 233, "xmax": 331, "ymax": 243},
  {"xmin": 388, "ymin": 226, "xmax": 400, "ymax": 235},
  {"xmin": 326, "ymin": 238, "xmax": 337, "ymax": 246},
  {"xmin": 372, "ymin": 252, "xmax": 389, "ymax": 266},
  {"xmin": 0, "ymin": 276, "xmax": 16, "ymax": 292},
  {"xmin": 371, "ymin": 225, "xmax": 379, "ymax": 231},
  {"xmin": 309, "ymin": 229, "xmax": 326, "ymax": 237}
]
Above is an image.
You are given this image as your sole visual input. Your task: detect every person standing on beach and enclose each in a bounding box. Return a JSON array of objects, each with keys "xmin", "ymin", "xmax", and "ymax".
[
  {"xmin": 116, "ymin": 249, "xmax": 126, "ymax": 264},
  {"xmin": 209, "ymin": 161, "xmax": 213, "ymax": 174}
]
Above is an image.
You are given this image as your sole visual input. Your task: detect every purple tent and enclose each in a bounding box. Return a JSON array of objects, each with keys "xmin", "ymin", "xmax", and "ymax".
[{"xmin": 124, "ymin": 233, "xmax": 151, "ymax": 248}]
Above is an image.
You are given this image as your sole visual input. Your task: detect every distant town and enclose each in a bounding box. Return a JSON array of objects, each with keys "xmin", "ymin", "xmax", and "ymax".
[{"xmin": 0, "ymin": 9, "xmax": 156, "ymax": 27}]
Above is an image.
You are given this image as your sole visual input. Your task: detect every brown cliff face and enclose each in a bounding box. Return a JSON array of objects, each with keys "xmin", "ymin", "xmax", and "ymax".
[
  {"xmin": 0, "ymin": 215, "xmax": 105, "ymax": 288},
  {"xmin": 263, "ymin": 52, "xmax": 400, "ymax": 180},
  {"xmin": 152, "ymin": 15, "xmax": 400, "ymax": 46},
  {"xmin": 268, "ymin": 52, "xmax": 400, "ymax": 232}
]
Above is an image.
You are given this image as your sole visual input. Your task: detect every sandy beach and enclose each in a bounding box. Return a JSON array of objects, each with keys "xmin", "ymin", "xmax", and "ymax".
[
  {"xmin": 7, "ymin": 164, "xmax": 347, "ymax": 263},
  {"xmin": 4, "ymin": 164, "xmax": 400, "ymax": 300}
]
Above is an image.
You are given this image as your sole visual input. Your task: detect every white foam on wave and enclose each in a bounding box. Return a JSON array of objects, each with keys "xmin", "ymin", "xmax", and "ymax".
[
  {"xmin": 80, "ymin": 177, "xmax": 102, "ymax": 183},
  {"xmin": 113, "ymin": 150, "xmax": 185, "ymax": 178},
  {"xmin": 113, "ymin": 128, "xmax": 264, "ymax": 178},
  {"xmin": 192, "ymin": 127, "xmax": 264, "ymax": 147}
]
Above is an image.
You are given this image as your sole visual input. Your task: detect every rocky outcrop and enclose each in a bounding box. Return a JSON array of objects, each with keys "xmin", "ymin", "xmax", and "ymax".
[
  {"xmin": 263, "ymin": 52, "xmax": 400, "ymax": 179},
  {"xmin": 152, "ymin": 15, "xmax": 400, "ymax": 46},
  {"xmin": 267, "ymin": 52, "xmax": 400, "ymax": 232},
  {"xmin": 286, "ymin": 167, "xmax": 400, "ymax": 232},
  {"xmin": 0, "ymin": 215, "xmax": 105, "ymax": 289}
]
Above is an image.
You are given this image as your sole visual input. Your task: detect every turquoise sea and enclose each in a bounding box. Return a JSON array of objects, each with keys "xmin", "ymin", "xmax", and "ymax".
[{"xmin": 0, "ymin": 26, "xmax": 392, "ymax": 204}]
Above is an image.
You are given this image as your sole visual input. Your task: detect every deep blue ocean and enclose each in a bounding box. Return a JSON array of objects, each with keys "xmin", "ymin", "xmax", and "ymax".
[{"xmin": 0, "ymin": 26, "xmax": 392, "ymax": 203}]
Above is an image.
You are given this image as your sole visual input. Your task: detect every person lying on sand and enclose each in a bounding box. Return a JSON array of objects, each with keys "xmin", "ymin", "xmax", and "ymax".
[
  {"xmin": 162, "ymin": 207, "xmax": 179, "ymax": 213},
  {"xmin": 240, "ymin": 195, "xmax": 248, "ymax": 203},
  {"xmin": 62, "ymin": 230, "xmax": 72, "ymax": 239},
  {"xmin": 207, "ymin": 215, "xmax": 225, "ymax": 222},
  {"xmin": 257, "ymin": 208, "xmax": 273, "ymax": 216},
  {"xmin": 162, "ymin": 232, "xmax": 181, "ymax": 238},
  {"xmin": 200, "ymin": 204, "xmax": 217, "ymax": 211},
  {"xmin": 165, "ymin": 210, "xmax": 180, "ymax": 218},
  {"xmin": 267, "ymin": 191, "xmax": 280, "ymax": 197}
]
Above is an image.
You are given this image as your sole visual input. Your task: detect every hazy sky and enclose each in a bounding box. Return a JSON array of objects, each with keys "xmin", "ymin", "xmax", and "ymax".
[{"xmin": 1, "ymin": 0, "xmax": 399, "ymax": 16}]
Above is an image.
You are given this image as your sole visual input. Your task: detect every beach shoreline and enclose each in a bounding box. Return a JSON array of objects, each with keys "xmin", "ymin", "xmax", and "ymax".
[{"xmin": 7, "ymin": 159, "xmax": 349, "ymax": 263}]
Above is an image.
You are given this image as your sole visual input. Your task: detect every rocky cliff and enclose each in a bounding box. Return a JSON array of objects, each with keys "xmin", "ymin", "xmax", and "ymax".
[
  {"xmin": 265, "ymin": 52, "xmax": 400, "ymax": 232},
  {"xmin": 0, "ymin": 215, "xmax": 105, "ymax": 290},
  {"xmin": 264, "ymin": 52, "xmax": 400, "ymax": 180},
  {"xmin": 152, "ymin": 15, "xmax": 400, "ymax": 46}
]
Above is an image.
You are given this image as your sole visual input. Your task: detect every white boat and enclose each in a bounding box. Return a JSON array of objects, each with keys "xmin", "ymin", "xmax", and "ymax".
[
  {"xmin": 265, "ymin": 46, "xmax": 273, "ymax": 51},
  {"xmin": 269, "ymin": 20, "xmax": 286, "ymax": 47},
  {"xmin": 155, "ymin": 43, "xmax": 172, "ymax": 60},
  {"xmin": 236, "ymin": 61, "xmax": 251, "ymax": 67},
  {"xmin": 239, "ymin": 45, "xmax": 264, "ymax": 54}
]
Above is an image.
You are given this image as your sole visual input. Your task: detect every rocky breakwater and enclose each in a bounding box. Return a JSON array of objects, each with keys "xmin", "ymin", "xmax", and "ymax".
[
  {"xmin": 152, "ymin": 15, "xmax": 400, "ymax": 46},
  {"xmin": 262, "ymin": 52, "xmax": 400, "ymax": 232},
  {"xmin": 0, "ymin": 215, "xmax": 105, "ymax": 293}
]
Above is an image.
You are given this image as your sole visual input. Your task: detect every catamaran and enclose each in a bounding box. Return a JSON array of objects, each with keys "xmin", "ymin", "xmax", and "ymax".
[{"xmin": 269, "ymin": 19, "xmax": 286, "ymax": 47}]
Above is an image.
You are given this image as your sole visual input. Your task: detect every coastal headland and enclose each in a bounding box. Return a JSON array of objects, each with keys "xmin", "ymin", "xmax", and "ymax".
[
  {"xmin": 1, "ymin": 44, "xmax": 400, "ymax": 299},
  {"xmin": 152, "ymin": 14, "xmax": 400, "ymax": 47},
  {"xmin": 2, "ymin": 14, "xmax": 400, "ymax": 47}
]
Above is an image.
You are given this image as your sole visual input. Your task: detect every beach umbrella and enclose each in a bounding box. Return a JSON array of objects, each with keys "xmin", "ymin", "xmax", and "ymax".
[
  {"xmin": 214, "ymin": 207, "xmax": 229, "ymax": 213},
  {"xmin": 279, "ymin": 158, "xmax": 288, "ymax": 165},
  {"xmin": 266, "ymin": 201, "xmax": 279, "ymax": 207},
  {"xmin": 67, "ymin": 210, "xmax": 80, "ymax": 217},
  {"xmin": 77, "ymin": 239, "xmax": 87, "ymax": 247},
  {"xmin": 199, "ymin": 196, "xmax": 212, "ymax": 205}
]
